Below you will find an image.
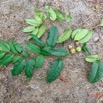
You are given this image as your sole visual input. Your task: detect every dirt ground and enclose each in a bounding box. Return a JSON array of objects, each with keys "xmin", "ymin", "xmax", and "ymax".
[{"xmin": 0, "ymin": 0, "xmax": 103, "ymax": 103}]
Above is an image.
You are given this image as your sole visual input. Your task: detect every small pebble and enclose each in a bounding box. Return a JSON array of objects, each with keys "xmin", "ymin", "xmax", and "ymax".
[{"xmin": 93, "ymin": 37, "xmax": 99, "ymax": 42}]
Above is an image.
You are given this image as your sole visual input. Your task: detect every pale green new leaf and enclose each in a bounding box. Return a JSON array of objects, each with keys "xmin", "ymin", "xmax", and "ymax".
[
  {"xmin": 74, "ymin": 29, "xmax": 89, "ymax": 41},
  {"xmin": 71, "ymin": 28, "xmax": 82, "ymax": 39},
  {"xmin": 25, "ymin": 19, "xmax": 42, "ymax": 27},
  {"xmin": 100, "ymin": 18, "xmax": 103, "ymax": 26},
  {"xmin": 85, "ymin": 54, "xmax": 100, "ymax": 63},
  {"xmin": 37, "ymin": 24, "xmax": 46, "ymax": 38},
  {"xmin": 57, "ymin": 27, "xmax": 72, "ymax": 43},
  {"xmin": 28, "ymin": 28, "xmax": 39, "ymax": 39},
  {"xmin": 22, "ymin": 26, "xmax": 35, "ymax": 33},
  {"xmin": 55, "ymin": 10, "xmax": 64, "ymax": 21},
  {"xmin": 79, "ymin": 30, "xmax": 93, "ymax": 43},
  {"xmin": 45, "ymin": 5, "xmax": 56, "ymax": 21},
  {"xmin": 66, "ymin": 14, "xmax": 72, "ymax": 22},
  {"xmin": 34, "ymin": 13, "xmax": 42, "ymax": 22}
]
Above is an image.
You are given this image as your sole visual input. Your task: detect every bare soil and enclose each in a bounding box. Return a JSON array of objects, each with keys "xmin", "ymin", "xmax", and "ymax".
[{"xmin": 0, "ymin": 0, "xmax": 103, "ymax": 103}]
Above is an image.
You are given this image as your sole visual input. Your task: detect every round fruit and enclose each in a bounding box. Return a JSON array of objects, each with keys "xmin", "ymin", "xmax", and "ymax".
[
  {"xmin": 70, "ymin": 48, "xmax": 75, "ymax": 54},
  {"xmin": 76, "ymin": 47, "xmax": 81, "ymax": 52}
]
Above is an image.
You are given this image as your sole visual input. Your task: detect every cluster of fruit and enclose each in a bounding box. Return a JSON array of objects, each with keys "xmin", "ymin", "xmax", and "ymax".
[{"xmin": 68, "ymin": 42, "xmax": 81, "ymax": 54}]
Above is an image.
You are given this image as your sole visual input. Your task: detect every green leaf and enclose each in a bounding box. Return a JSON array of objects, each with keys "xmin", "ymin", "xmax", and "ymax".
[
  {"xmin": 1, "ymin": 54, "xmax": 14, "ymax": 66},
  {"xmin": 37, "ymin": 24, "xmax": 46, "ymax": 38},
  {"xmin": 25, "ymin": 19, "xmax": 42, "ymax": 27},
  {"xmin": 12, "ymin": 56, "xmax": 21, "ymax": 63},
  {"xmin": 34, "ymin": 8, "xmax": 47, "ymax": 20},
  {"xmin": 32, "ymin": 28, "xmax": 39, "ymax": 34},
  {"xmin": 71, "ymin": 28, "xmax": 82, "ymax": 39},
  {"xmin": 9, "ymin": 40, "xmax": 18, "ymax": 54},
  {"xmin": 11, "ymin": 59, "xmax": 26, "ymax": 76},
  {"xmin": 66, "ymin": 14, "xmax": 72, "ymax": 22},
  {"xmin": 35, "ymin": 55, "xmax": 44, "ymax": 68},
  {"xmin": 79, "ymin": 30, "xmax": 93, "ymax": 43},
  {"xmin": 85, "ymin": 54, "xmax": 100, "ymax": 63},
  {"xmin": 47, "ymin": 59, "xmax": 64, "ymax": 83},
  {"xmin": 0, "ymin": 40, "xmax": 10, "ymax": 52},
  {"xmin": 15, "ymin": 43, "xmax": 22, "ymax": 53},
  {"xmin": 25, "ymin": 58, "xmax": 35, "ymax": 78},
  {"xmin": 21, "ymin": 47, "xmax": 30, "ymax": 57},
  {"xmin": 100, "ymin": 18, "xmax": 103, "ymax": 26},
  {"xmin": 22, "ymin": 51, "xmax": 30, "ymax": 57},
  {"xmin": 55, "ymin": 10, "xmax": 64, "ymax": 21},
  {"xmin": 57, "ymin": 28, "xmax": 72, "ymax": 43},
  {"xmin": 82, "ymin": 43, "xmax": 89, "ymax": 52},
  {"xmin": 22, "ymin": 26, "xmax": 35, "ymax": 33},
  {"xmin": 34, "ymin": 13, "xmax": 42, "ymax": 22},
  {"xmin": 47, "ymin": 26, "xmax": 58, "ymax": 48},
  {"xmin": 26, "ymin": 43, "xmax": 41, "ymax": 54},
  {"xmin": 28, "ymin": 28, "xmax": 39, "ymax": 39},
  {"xmin": 40, "ymin": 46, "xmax": 51, "ymax": 56},
  {"xmin": 45, "ymin": 6, "xmax": 56, "ymax": 21},
  {"xmin": 30, "ymin": 34, "xmax": 45, "ymax": 47},
  {"xmin": 74, "ymin": 29, "xmax": 90, "ymax": 41},
  {"xmin": 0, "ymin": 52, "xmax": 5, "ymax": 59},
  {"xmin": 50, "ymin": 48, "xmax": 68, "ymax": 57},
  {"xmin": 88, "ymin": 60, "xmax": 103, "ymax": 83}
]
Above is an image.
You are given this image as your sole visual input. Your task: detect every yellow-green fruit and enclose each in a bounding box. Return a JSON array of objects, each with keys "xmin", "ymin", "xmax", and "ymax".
[
  {"xmin": 76, "ymin": 47, "xmax": 81, "ymax": 52},
  {"xmin": 70, "ymin": 48, "xmax": 75, "ymax": 54}
]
